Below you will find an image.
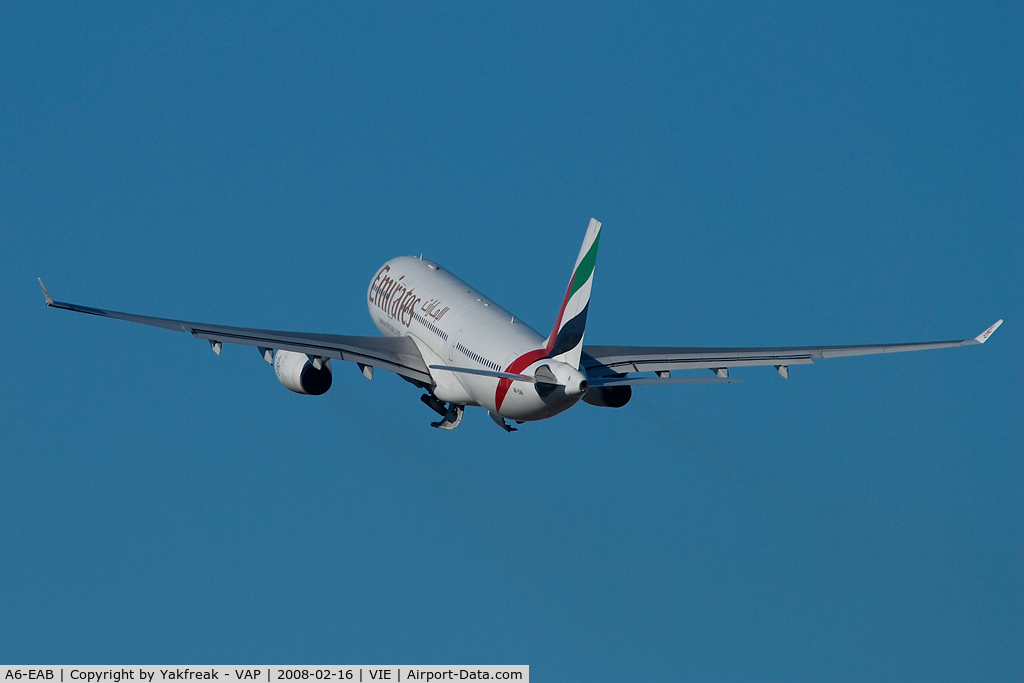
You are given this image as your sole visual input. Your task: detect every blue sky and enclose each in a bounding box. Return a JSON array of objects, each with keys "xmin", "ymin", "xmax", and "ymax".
[{"xmin": 2, "ymin": 2, "xmax": 1021, "ymax": 679}]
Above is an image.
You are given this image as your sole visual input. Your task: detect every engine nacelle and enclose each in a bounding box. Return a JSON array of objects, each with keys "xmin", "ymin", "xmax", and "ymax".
[
  {"xmin": 274, "ymin": 350, "xmax": 333, "ymax": 395},
  {"xmin": 583, "ymin": 384, "xmax": 632, "ymax": 408}
]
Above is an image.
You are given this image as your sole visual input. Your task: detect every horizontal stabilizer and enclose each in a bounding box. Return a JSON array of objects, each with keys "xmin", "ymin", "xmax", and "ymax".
[
  {"xmin": 429, "ymin": 364, "xmax": 541, "ymax": 383},
  {"xmin": 589, "ymin": 376, "xmax": 743, "ymax": 387}
]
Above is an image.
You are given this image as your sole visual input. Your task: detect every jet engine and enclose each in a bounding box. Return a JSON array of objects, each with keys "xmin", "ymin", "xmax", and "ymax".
[
  {"xmin": 274, "ymin": 350, "xmax": 333, "ymax": 395},
  {"xmin": 583, "ymin": 384, "xmax": 632, "ymax": 408}
]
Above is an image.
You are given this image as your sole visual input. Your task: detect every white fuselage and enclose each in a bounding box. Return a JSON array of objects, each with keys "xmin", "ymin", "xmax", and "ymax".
[{"xmin": 367, "ymin": 256, "xmax": 586, "ymax": 421}]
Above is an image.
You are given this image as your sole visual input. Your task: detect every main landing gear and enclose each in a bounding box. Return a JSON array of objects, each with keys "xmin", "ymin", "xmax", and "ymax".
[
  {"xmin": 488, "ymin": 411, "xmax": 517, "ymax": 432},
  {"xmin": 421, "ymin": 393, "xmax": 464, "ymax": 430},
  {"xmin": 432, "ymin": 403, "xmax": 464, "ymax": 430},
  {"xmin": 420, "ymin": 394, "xmax": 522, "ymax": 432}
]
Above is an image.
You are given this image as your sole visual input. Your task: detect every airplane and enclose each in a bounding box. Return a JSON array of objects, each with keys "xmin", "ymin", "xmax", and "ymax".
[{"xmin": 39, "ymin": 218, "xmax": 1002, "ymax": 432}]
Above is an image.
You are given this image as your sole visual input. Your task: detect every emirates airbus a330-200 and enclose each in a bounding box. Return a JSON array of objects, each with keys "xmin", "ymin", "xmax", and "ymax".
[{"xmin": 39, "ymin": 219, "xmax": 1002, "ymax": 432}]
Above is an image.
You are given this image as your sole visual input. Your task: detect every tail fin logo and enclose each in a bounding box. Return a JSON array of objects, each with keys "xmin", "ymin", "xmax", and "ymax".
[
  {"xmin": 495, "ymin": 218, "xmax": 602, "ymax": 412},
  {"xmin": 545, "ymin": 218, "xmax": 601, "ymax": 366}
]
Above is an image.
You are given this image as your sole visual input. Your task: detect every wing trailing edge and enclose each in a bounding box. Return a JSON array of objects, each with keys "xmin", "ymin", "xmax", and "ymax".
[
  {"xmin": 582, "ymin": 320, "xmax": 1004, "ymax": 380},
  {"xmin": 39, "ymin": 284, "xmax": 434, "ymax": 384}
]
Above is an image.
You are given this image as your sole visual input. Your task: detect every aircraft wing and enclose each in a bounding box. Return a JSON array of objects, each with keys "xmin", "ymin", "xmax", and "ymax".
[
  {"xmin": 38, "ymin": 280, "xmax": 433, "ymax": 385},
  {"xmin": 581, "ymin": 320, "xmax": 1003, "ymax": 380}
]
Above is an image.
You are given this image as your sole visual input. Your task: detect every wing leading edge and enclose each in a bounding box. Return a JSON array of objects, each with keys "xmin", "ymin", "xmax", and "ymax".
[
  {"xmin": 582, "ymin": 320, "xmax": 1003, "ymax": 379},
  {"xmin": 38, "ymin": 280, "xmax": 432, "ymax": 384}
]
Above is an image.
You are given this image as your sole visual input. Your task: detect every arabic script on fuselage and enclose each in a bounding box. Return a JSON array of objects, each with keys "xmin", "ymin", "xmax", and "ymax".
[{"xmin": 369, "ymin": 265, "xmax": 449, "ymax": 328}]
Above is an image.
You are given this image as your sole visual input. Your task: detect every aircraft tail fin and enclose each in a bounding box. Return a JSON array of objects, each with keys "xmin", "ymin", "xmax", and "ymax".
[{"xmin": 545, "ymin": 218, "xmax": 601, "ymax": 368}]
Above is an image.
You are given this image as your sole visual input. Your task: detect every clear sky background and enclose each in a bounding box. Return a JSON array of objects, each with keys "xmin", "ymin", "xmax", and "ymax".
[{"xmin": 1, "ymin": 2, "xmax": 1021, "ymax": 680}]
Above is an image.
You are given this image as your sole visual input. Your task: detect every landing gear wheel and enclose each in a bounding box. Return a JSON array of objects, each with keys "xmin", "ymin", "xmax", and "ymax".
[{"xmin": 431, "ymin": 403, "xmax": 464, "ymax": 430}]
